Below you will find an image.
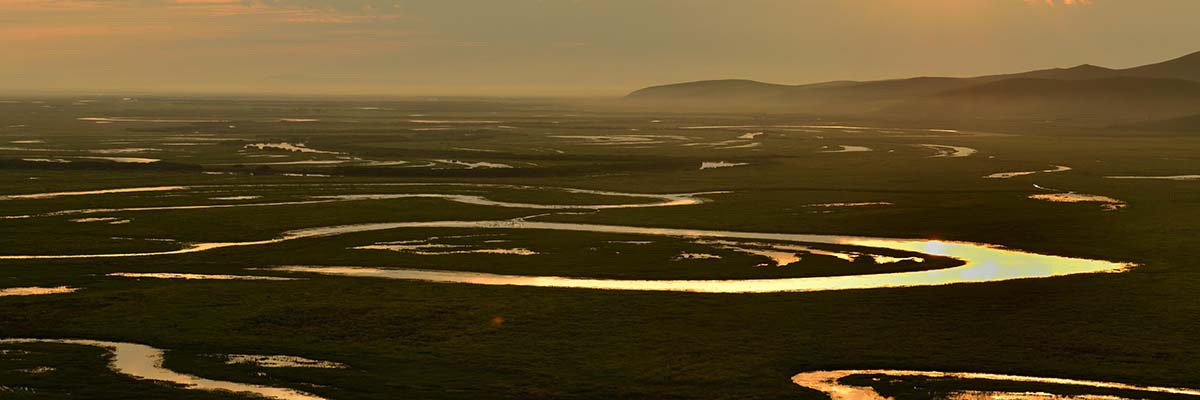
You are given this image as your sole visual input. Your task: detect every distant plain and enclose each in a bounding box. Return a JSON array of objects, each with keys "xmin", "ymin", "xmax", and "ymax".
[{"xmin": 1, "ymin": 96, "xmax": 1199, "ymax": 399}]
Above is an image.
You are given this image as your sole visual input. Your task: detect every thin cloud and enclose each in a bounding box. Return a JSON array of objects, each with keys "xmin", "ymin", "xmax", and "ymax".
[
  {"xmin": 1026, "ymin": 0, "xmax": 1093, "ymax": 6},
  {"xmin": 0, "ymin": 24, "xmax": 168, "ymax": 40},
  {"xmin": 0, "ymin": 0, "xmax": 111, "ymax": 11},
  {"xmin": 3, "ymin": 0, "xmax": 405, "ymax": 23}
]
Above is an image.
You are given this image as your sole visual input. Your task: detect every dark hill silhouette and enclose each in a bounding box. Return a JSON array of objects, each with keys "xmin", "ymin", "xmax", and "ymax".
[
  {"xmin": 627, "ymin": 50, "xmax": 1200, "ymax": 122},
  {"xmin": 885, "ymin": 77, "xmax": 1200, "ymax": 123},
  {"xmin": 627, "ymin": 79, "xmax": 796, "ymax": 101},
  {"xmin": 983, "ymin": 64, "xmax": 1119, "ymax": 81},
  {"xmin": 1123, "ymin": 51, "xmax": 1200, "ymax": 82}
]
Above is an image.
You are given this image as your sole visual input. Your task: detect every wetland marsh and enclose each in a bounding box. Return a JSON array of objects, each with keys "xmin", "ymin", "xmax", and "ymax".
[{"xmin": 1, "ymin": 97, "xmax": 1199, "ymax": 399}]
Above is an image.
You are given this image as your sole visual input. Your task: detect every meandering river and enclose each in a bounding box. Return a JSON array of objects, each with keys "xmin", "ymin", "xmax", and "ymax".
[{"xmin": 1, "ymin": 220, "xmax": 1132, "ymax": 293}]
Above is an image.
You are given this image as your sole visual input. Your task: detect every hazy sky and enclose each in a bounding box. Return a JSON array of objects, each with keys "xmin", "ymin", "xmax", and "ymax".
[{"xmin": 4, "ymin": 0, "xmax": 1199, "ymax": 96}]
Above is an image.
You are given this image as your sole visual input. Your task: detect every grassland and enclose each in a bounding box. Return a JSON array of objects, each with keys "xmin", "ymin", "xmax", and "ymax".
[{"xmin": 1, "ymin": 96, "xmax": 1198, "ymax": 399}]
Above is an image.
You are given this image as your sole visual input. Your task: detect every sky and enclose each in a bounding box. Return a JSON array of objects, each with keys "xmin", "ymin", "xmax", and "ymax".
[{"xmin": 3, "ymin": 0, "xmax": 1199, "ymax": 96}]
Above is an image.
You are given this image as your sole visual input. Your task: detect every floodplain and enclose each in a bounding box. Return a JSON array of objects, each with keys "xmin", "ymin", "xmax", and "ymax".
[{"xmin": 1, "ymin": 97, "xmax": 1199, "ymax": 399}]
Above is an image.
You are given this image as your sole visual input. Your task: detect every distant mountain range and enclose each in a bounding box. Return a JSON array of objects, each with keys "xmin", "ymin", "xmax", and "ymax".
[{"xmin": 627, "ymin": 51, "xmax": 1200, "ymax": 124}]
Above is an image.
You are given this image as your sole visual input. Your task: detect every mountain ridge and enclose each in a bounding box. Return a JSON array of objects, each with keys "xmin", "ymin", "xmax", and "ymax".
[
  {"xmin": 626, "ymin": 50, "xmax": 1200, "ymax": 123},
  {"xmin": 631, "ymin": 50, "xmax": 1200, "ymax": 98}
]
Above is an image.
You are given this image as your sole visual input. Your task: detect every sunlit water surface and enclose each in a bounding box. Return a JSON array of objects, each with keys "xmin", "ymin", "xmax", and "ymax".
[
  {"xmin": 244, "ymin": 221, "xmax": 1134, "ymax": 293},
  {"xmin": 791, "ymin": 370, "xmax": 1200, "ymax": 400},
  {"xmin": 0, "ymin": 219, "xmax": 1132, "ymax": 291},
  {"xmin": 0, "ymin": 339, "xmax": 325, "ymax": 400},
  {"xmin": 0, "ymin": 286, "xmax": 77, "ymax": 297}
]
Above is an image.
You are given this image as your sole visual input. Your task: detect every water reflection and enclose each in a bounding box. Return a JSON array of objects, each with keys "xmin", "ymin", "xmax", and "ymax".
[
  {"xmin": 696, "ymin": 240, "xmax": 801, "ymax": 266},
  {"xmin": 0, "ymin": 339, "xmax": 325, "ymax": 400},
  {"xmin": 433, "ymin": 159, "xmax": 513, "ymax": 169},
  {"xmin": 225, "ymin": 354, "xmax": 347, "ymax": 369},
  {"xmin": 804, "ymin": 202, "xmax": 893, "ymax": 208},
  {"xmin": 90, "ymin": 148, "xmax": 160, "ymax": 154},
  {"xmin": 108, "ymin": 272, "xmax": 298, "ymax": 281},
  {"xmin": 252, "ymin": 220, "xmax": 1132, "ymax": 293},
  {"xmin": 819, "ymin": 145, "xmax": 873, "ymax": 153},
  {"xmin": 696, "ymin": 239, "xmax": 924, "ymax": 266},
  {"xmin": 4, "ymin": 186, "xmax": 720, "ymax": 220},
  {"xmin": 1029, "ymin": 193, "xmax": 1126, "ymax": 211},
  {"xmin": 6, "ymin": 200, "xmax": 339, "ymax": 220},
  {"xmin": 3, "ymin": 221, "xmax": 1131, "ymax": 291},
  {"xmin": 551, "ymin": 134, "xmax": 689, "ymax": 146},
  {"xmin": 920, "ymin": 144, "xmax": 978, "ymax": 158},
  {"xmin": 985, "ymin": 165, "xmax": 1071, "ymax": 179},
  {"xmin": 791, "ymin": 370, "xmax": 1200, "ymax": 400},
  {"xmin": 0, "ymin": 186, "xmax": 186, "ymax": 201},
  {"xmin": 699, "ymin": 161, "xmax": 748, "ymax": 170},
  {"xmin": 674, "ymin": 253, "xmax": 722, "ymax": 260},
  {"xmin": 77, "ymin": 156, "xmax": 160, "ymax": 164},
  {"xmin": 210, "ymin": 196, "xmax": 262, "ymax": 201},
  {"xmin": 355, "ymin": 238, "xmax": 537, "ymax": 256},
  {"xmin": 244, "ymin": 142, "xmax": 341, "ymax": 155},
  {"xmin": 720, "ymin": 142, "xmax": 761, "ymax": 149},
  {"xmin": 69, "ymin": 217, "xmax": 124, "ymax": 223},
  {"xmin": 0, "ymin": 286, "xmax": 77, "ymax": 297}
]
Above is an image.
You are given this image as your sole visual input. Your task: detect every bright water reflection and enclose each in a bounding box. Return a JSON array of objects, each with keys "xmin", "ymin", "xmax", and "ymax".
[
  {"xmin": 791, "ymin": 370, "xmax": 1200, "ymax": 400},
  {"xmin": 251, "ymin": 221, "xmax": 1132, "ymax": 293},
  {"xmin": 0, "ymin": 339, "xmax": 325, "ymax": 400},
  {"xmin": 0, "ymin": 286, "xmax": 77, "ymax": 297},
  {"xmin": 985, "ymin": 165, "xmax": 1071, "ymax": 179},
  {"xmin": 819, "ymin": 145, "xmax": 873, "ymax": 153},
  {"xmin": 0, "ymin": 212, "xmax": 1132, "ymax": 292},
  {"xmin": 920, "ymin": 144, "xmax": 978, "ymax": 158},
  {"xmin": 699, "ymin": 161, "xmax": 748, "ymax": 170},
  {"xmin": 1, "ymin": 184, "xmax": 719, "ymax": 220},
  {"xmin": 1029, "ymin": 192, "xmax": 1126, "ymax": 211},
  {"xmin": 108, "ymin": 272, "xmax": 298, "ymax": 281},
  {"xmin": 0, "ymin": 186, "xmax": 186, "ymax": 201},
  {"xmin": 225, "ymin": 354, "xmax": 347, "ymax": 369}
]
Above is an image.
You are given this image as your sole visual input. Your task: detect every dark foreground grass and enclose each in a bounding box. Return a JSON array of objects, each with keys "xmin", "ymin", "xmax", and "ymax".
[{"xmin": 1, "ymin": 269, "xmax": 1198, "ymax": 399}]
